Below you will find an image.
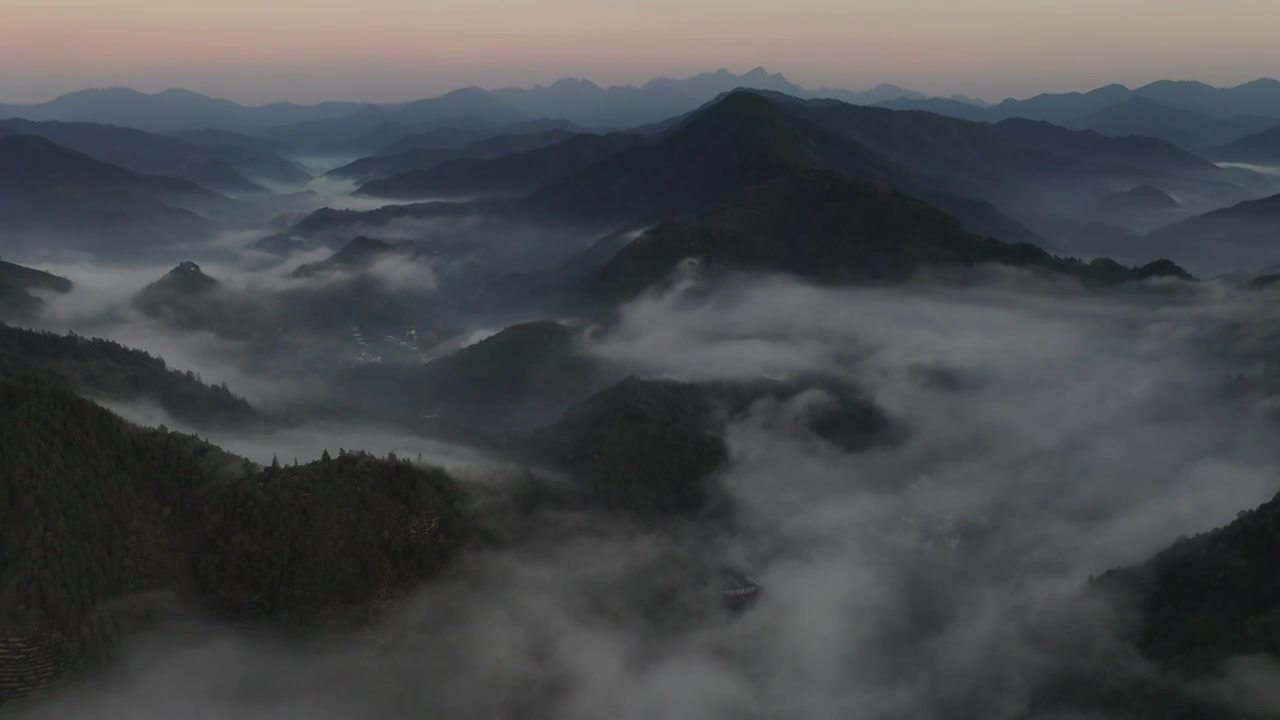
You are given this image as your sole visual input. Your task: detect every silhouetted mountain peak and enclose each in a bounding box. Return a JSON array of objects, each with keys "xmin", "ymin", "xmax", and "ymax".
[
  {"xmin": 57, "ymin": 86, "xmax": 150, "ymax": 102},
  {"xmin": 155, "ymin": 261, "xmax": 222, "ymax": 294},
  {"xmin": 702, "ymin": 89, "xmax": 781, "ymax": 116},
  {"xmin": 1092, "ymin": 83, "xmax": 1132, "ymax": 94},
  {"xmin": 546, "ymin": 77, "xmax": 603, "ymax": 92},
  {"xmin": 1138, "ymin": 79, "xmax": 1216, "ymax": 92},
  {"xmin": 289, "ymin": 236, "xmax": 417, "ymax": 278},
  {"xmin": 1109, "ymin": 184, "xmax": 1180, "ymax": 208},
  {"xmin": 441, "ymin": 86, "xmax": 490, "ymax": 98},
  {"xmin": 339, "ymin": 235, "xmax": 396, "ymax": 256},
  {"xmin": 155, "ymin": 87, "xmax": 212, "ymax": 100}
]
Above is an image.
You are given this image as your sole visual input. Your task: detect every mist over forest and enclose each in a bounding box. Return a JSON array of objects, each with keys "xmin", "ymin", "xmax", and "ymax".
[{"xmin": 5, "ymin": 59, "xmax": 1280, "ymax": 719}]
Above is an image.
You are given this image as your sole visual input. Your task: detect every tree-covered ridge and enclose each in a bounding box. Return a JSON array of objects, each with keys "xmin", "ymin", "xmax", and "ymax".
[
  {"xmin": 0, "ymin": 376, "xmax": 470, "ymax": 703},
  {"xmin": 0, "ymin": 259, "xmax": 72, "ymax": 295},
  {"xmin": 0, "ymin": 281, "xmax": 44, "ymax": 322},
  {"xmin": 532, "ymin": 376, "xmax": 893, "ymax": 518},
  {"xmin": 192, "ymin": 451, "xmax": 468, "ymax": 619},
  {"xmin": 590, "ymin": 168, "xmax": 1191, "ymax": 302},
  {"xmin": 288, "ymin": 236, "xmax": 413, "ymax": 278},
  {"xmin": 358, "ymin": 132, "xmax": 644, "ymax": 199},
  {"xmin": 1097, "ymin": 489, "xmax": 1280, "ymax": 675},
  {"xmin": 337, "ymin": 320, "xmax": 608, "ymax": 438},
  {"xmin": 0, "ymin": 323, "xmax": 255, "ymax": 427},
  {"xmin": 0, "ymin": 259, "xmax": 72, "ymax": 321},
  {"xmin": 0, "ymin": 376, "xmax": 249, "ymax": 665}
]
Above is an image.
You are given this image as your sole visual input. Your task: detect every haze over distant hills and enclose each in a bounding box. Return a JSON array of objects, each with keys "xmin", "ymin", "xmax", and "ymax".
[
  {"xmin": 9, "ymin": 53, "xmax": 1280, "ymax": 719},
  {"xmin": 0, "ymin": 134, "xmax": 224, "ymax": 251},
  {"xmin": 882, "ymin": 78, "xmax": 1280, "ymax": 150},
  {"xmin": 1, "ymin": 71, "xmax": 1275, "ymax": 133}
]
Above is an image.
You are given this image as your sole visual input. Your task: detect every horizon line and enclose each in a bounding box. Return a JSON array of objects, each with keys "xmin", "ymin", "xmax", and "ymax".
[{"xmin": 3, "ymin": 67, "xmax": 1279, "ymax": 110}]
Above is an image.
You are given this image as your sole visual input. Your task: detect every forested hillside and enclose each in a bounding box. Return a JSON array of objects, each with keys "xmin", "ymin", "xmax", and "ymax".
[
  {"xmin": 0, "ymin": 376, "xmax": 469, "ymax": 703},
  {"xmin": 0, "ymin": 324, "xmax": 255, "ymax": 427}
]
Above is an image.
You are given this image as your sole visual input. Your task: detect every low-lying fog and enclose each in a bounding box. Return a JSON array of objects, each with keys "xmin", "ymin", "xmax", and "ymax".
[
  {"xmin": 13, "ymin": 264, "xmax": 1280, "ymax": 719},
  {"xmin": 1217, "ymin": 162, "xmax": 1280, "ymax": 177}
]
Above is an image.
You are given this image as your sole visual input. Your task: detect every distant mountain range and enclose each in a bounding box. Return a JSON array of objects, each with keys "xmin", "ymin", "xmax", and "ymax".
[
  {"xmin": 6, "ymin": 71, "xmax": 1280, "ymax": 157},
  {"xmin": 1139, "ymin": 191, "xmax": 1280, "ymax": 274},
  {"xmin": 1211, "ymin": 125, "xmax": 1280, "ymax": 163},
  {"xmin": 881, "ymin": 79, "xmax": 1280, "ymax": 151},
  {"xmin": 0, "ymin": 68, "xmax": 935, "ymax": 137},
  {"xmin": 275, "ymin": 90, "xmax": 1269, "ymax": 275},
  {"xmin": 452, "ymin": 90, "xmax": 1243, "ymax": 235}
]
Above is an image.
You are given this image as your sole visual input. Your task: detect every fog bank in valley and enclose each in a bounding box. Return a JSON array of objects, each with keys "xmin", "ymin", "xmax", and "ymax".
[{"xmin": 15, "ymin": 269, "xmax": 1280, "ymax": 719}]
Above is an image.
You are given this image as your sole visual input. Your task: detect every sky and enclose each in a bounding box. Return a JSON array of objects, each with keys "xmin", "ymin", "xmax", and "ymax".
[{"xmin": 2, "ymin": 0, "xmax": 1278, "ymax": 105}]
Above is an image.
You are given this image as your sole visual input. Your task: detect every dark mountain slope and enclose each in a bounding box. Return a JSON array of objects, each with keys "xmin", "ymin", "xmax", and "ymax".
[
  {"xmin": 0, "ymin": 259, "xmax": 72, "ymax": 320},
  {"xmin": 0, "ymin": 259, "xmax": 73, "ymax": 294},
  {"xmin": 0, "ymin": 375, "xmax": 247, "ymax": 704},
  {"xmin": 372, "ymin": 119, "xmax": 586, "ymax": 156},
  {"xmin": 531, "ymin": 376, "xmax": 893, "ymax": 518},
  {"xmin": 0, "ymin": 86, "xmax": 366, "ymax": 132},
  {"xmin": 1063, "ymin": 96, "xmax": 1275, "ymax": 151},
  {"xmin": 248, "ymin": 201, "xmax": 484, "ymax": 255},
  {"xmin": 0, "ymin": 284, "xmax": 44, "ymax": 322},
  {"xmin": 0, "ymin": 323, "xmax": 255, "ymax": 427},
  {"xmin": 263, "ymin": 88, "xmax": 529, "ymax": 153},
  {"xmin": 289, "ymin": 236, "xmax": 416, "ymax": 278},
  {"xmin": 0, "ymin": 375, "xmax": 467, "ymax": 702},
  {"xmin": 337, "ymin": 320, "xmax": 607, "ymax": 438},
  {"xmin": 988, "ymin": 83, "xmax": 1135, "ymax": 123},
  {"xmin": 0, "ymin": 135, "xmax": 223, "ymax": 251},
  {"xmin": 132, "ymin": 262, "xmax": 259, "ymax": 339},
  {"xmin": 1211, "ymin": 125, "xmax": 1280, "ymax": 163},
  {"xmin": 132, "ymin": 255, "xmax": 446, "ymax": 344},
  {"xmin": 530, "ymin": 91, "xmax": 910, "ymax": 226},
  {"xmin": 0, "ymin": 119, "xmax": 266, "ymax": 194},
  {"xmin": 328, "ymin": 129, "xmax": 577, "ymax": 182},
  {"xmin": 1143, "ymin": 192, "xmax": 1280, "ymax": 274},
  {"xmin": 1092, "ymin": 184, "xmax": 1187, "ymax": 232},
  {"xmin": 165, "ymin": 127, "xmax": 312, "ymax": 186},
  {"xmin": 0, "ymin": 135, "xmax": 224, "ymax": 209},
  {"xmin": 170, "ymin": 128, "xmax": 292, "ymax": 154},
  {"xmin": 590, "ymin": 169, "xmax": 1189, "ymax": 302},
  {"xmin": 781, "ymin": 96, "xmax": 1253, "ymax": 229},
  {"xmin": 791, "ymin": 99, "xmax": 1217, "ymax": 187},
  {"xmin": 1101, "ymin": 184, "xmax": 1181, "ymax": 211},
  {"xmin": 1095, "ymin": 487, "xmax": 1280, "ymax": 680},
  {"xmin": 874, "ymin": 96, "xmax": 995, "ymax": 121},
  {"xmin": 359, "ymin": 132, "xmax": 644, "ymax": 199},
  {"xmin": 191, "ymin": 451, "xmax": 467, "ymax": 619},
  {"xmin": 530, "ymin": 90, "xmax": 1223, "ymax": 241}
]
